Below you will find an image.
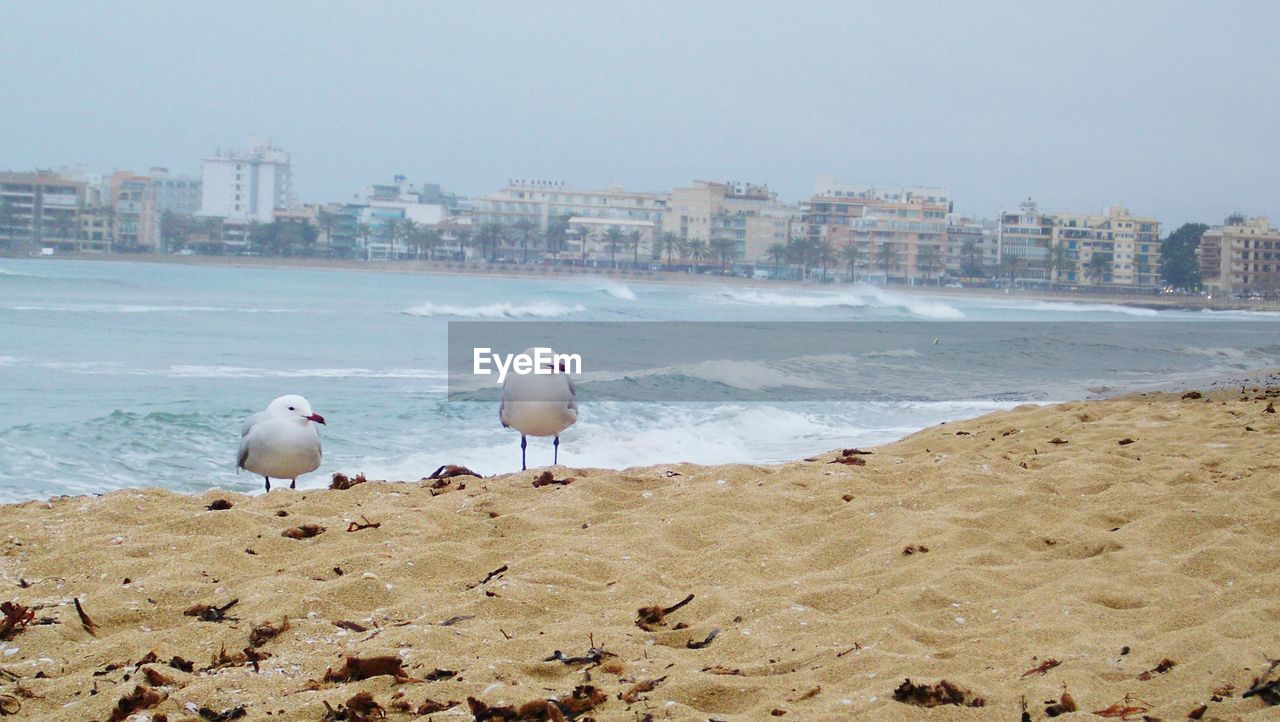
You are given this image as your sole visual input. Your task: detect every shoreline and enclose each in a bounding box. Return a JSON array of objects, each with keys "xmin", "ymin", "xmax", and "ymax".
[
  {"xmin": 9, "ymin": 251, "xmax": 1278, "ymax": 312},
  {"xmin": 0, "ymin": 381, "xmax": 1276, "ymax": 719}
]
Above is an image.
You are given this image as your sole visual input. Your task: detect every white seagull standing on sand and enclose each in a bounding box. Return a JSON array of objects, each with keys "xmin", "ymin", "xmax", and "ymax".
[
  {"xmin": 237, "ymin": 394, "xmax": 326, "ymax": 491},
  {"xmin": 499, "ymin": 348, "xmax": 578, "ymax": 470}
]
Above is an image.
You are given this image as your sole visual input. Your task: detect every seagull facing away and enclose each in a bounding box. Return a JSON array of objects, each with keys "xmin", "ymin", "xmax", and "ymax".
[
  {"xmin": 499, "ymin": 348, "xmax": 578, "ymax": 470},
  {"xmin": 237, "ymin": 394, "xmax": 325, "ymax": 491}
]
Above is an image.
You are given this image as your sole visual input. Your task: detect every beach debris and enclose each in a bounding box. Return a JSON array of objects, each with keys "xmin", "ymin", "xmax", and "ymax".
[
  {"xmin": 1186, "ymin": 703, "xmax": 1208, "ymax": 719},
  {"xmin": 544, "ymin": 644, "xmax": 612, "ymax": 666},
  {"xmin": 333, "ymin": 620, "xmax": 368, "ymax": 632},
  {"xmin": 1043, "ymin": 689, "xmax": 1077, "ymax": 716},
  {"xmin": 836, "ymin": 643, "xmax": 862, "ymax": 657},
  {"xmin": 636, "ymin": 593, "xmax": 694, "ymax": 630},
  {"xmin": 842, "ymin": 493, "xmax": 854, "ymax": 502},
  {"xmin": 702, "ymin": 665, "xmax": 741, "ymax": 675},
  {"xmin": 74, "ymin": 597, "xmax": 98, "ymax": 636},
  {"xmin": 141, "ymin": 666, "xmax": 173, "ymax": 686},
  {"xmin": 1020, "ymin": 658, "xmax": 1061, "ymax": 678},
  {"xmin": 1138, "ymin": 658, "xmax": 1176, "ymax": 680},
  {"xmin": 206, "ymin": 499, "xmax": 233, "ymax": 510},
  {"xmin": 663, "ymin": 470, "xmax": 682, "ymax": 477},
  {"xmin": 322, "ymin": 691, "xmax": 383, "ymax": 721},
  {"xmin": 468, "ymin": 564, "xmax": 508, "ymax": 589},
  {"xmin": 1118, "ymin": 438, "xmax": 1136, "ymax": 445},
  {"xmin": 902, "ymin": 544, "xmax": 930, "ymax": 555},
  {"xmin": 323, "ymin": 655, "xmax": 411, "ymax": 683},
  {"xmin": 197, "ymin": 706, "xmax": 247, "ymax": 721},
  {"xmin": 329, "ymin": 472, "xmax": 368, "ymax": 490},
  {"xmin": 168, "ymin": 656, "xmax": 195, "ymax": 673},
  {"xmin": 1209, "ymin": 682, "xmax": 1234, "ymax": 701},
  {"xmin": 282, "ymin": 524, "xmax": 326, "ymax": 539},
  {"xmin": 620, "ymin": 676, "xmax": 666, "ymax": 703},
  {"xmin": 891, "ymin": 679, "xmax": 986, "ymax": 708},
  {"xmin": 532, "ymin": 470, "xmax": 574, "ymax": 487},
  {"xmin": 1048, "ymin": 437, "xmax": 1069, "ymax": 445},
  {"xmin": 108, "ymin": 684, "xmax": 167, "ymax": 721},
  {"xmin": 0, "ymin": 603, "xmax": 34, "ymax": 640},
  {"xmin": 1182, "ymin": 391, "xmax": 1203, "ymax": 400},
  {"xmin": 437, "ymin": 615, "xmax": 473, "ymax": 627},
  {"xmin": 1242, "ymin": 658, "xmax": 1280, "ymax": 705},
  {"xmin": 184, "ymin": 598, "xmax": 240, "ymax": 623},
  {"xmin": 841, "ymin": 447, "xmax": 873, "ymax": 456},
  {"xmin": 427, "ymin": 464, "xmax": 481, "ymax": 480},
  {"xmin": 423, "ymin": 668, "xmax": 457, "ymax": 681},
  {"xmin": 789, "ymin": 686, "xmax": 821, "ymax": 703},
  {"xmin": 0, "ymin": 694, "xmax": 19, "ymax": 715},
  {"xmin": 345, "ymin": 516, "xmax": 380, "ymax": 532},
  {"xmin": 954, "ymin": 430, "xmax": 971, "ymax": 436},
  {"xmin": 248, "ymin": 616, "xmax": 290, "ymax": 647},
  {"xmin": 1267, "ymin": 401, "xmax": 1276, "ymax": 413},
  {"xmin": 206, "ymin": 644, "xmax": 264, "ymax": 672},
  {"xmin": 829, "ymin": 455, "xmax": 865, "ymax": 466},
  {"xmin": 686, "ymin": 628, "xmax": 720, "ymax": 649},
  {"xmin": 1092, "ymin": 693, "xmax": 1152, "ymax": 718},
  {"xmin": 393, "ymin": 697, "xmax": 458, "ymax": 715},
  {"xmin": 468, "ymin": 684, "xmax": 606, "ymax": 721},
  {"xmin": 276, "ymin": 510, "xmax": 289, "ymax": 516}
]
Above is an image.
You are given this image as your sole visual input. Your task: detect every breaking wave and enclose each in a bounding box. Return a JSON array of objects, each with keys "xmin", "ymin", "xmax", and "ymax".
[{"xmin": 402, "ymin": 301, "xmax": 586, "ymax": 319}]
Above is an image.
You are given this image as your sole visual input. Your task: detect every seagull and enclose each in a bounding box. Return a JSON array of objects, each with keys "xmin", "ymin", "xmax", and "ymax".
[
  {"xmin": 237, "ymin": 394, "xmax": 325, "ymax": 491},
  {"xmin": 499, "ymin": 348, "xmax": 578, "ymax": 470}
]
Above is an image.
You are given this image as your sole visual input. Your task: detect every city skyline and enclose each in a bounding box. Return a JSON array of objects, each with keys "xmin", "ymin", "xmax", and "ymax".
[{"xmin": 4, "ymin": 2, "xmax": 1279, "ymax": 229}]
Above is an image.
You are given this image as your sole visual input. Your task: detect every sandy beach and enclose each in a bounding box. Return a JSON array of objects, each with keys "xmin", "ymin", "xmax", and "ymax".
[{"xmin": 0, "ymin": 382, "xmax": 1278, "ymax": 720}]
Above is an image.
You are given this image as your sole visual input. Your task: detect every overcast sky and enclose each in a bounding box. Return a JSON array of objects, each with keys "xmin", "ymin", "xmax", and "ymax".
[{"xmin": 3, "ymin": 1, "xmax": 1277, "ymax": 228}]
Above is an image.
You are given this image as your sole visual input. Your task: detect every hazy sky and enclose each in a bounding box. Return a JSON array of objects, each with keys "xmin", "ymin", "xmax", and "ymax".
[{"xmin": 3, "ymin": 1, "xmax": 1277, "ymax": 228}]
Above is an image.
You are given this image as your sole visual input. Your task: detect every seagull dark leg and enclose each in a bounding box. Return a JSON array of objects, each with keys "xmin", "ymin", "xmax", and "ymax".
[
  {"xmin": 290, "ymin": 479, "xmax": 296, "ymax": 489},
  {"xmin": 554, "ymin": 435, "xmax": 560, "ymax": 465},
  {"xmin": 521, "ymin": 435, "xmax": 527, "ymax": 471},
  {"xmin": 264, "ymin": 476, "xmax": 271, "ymax": 492}
]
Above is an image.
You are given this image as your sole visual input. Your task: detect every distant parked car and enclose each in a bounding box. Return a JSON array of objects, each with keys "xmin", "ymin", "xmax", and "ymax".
[{"xmin": 945, "ymin": 282, "xmax": 963, "ymax": 288}]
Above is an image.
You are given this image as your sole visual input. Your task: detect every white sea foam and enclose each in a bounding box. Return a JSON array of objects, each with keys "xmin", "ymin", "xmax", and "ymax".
[
  {"xmin": 401, "ymin": 301, "xmax": 585, "ymax": 319},
  {"xmin": 708, "ymin": 285, "xmax": 965, "ymax": 319},
  {"xmin": 165, "ymin": 365, "xmax": 446, "ymax": 380},
  {"xmin": 1178, "ymin": 346, "xmax": 1249, "ymax": 360},
  {"xmin": 984, "ymin": 300, "xmax": 1160, "ymax": 317},
  {"xmin": 582, "ymin": 278, "xmax": 637, "ymax": 300}
]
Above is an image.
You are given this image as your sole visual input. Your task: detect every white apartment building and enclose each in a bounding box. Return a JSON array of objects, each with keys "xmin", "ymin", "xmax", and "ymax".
[{"xmin": 199, "ymin": 140, "xmax": 294, "ymax": 222}]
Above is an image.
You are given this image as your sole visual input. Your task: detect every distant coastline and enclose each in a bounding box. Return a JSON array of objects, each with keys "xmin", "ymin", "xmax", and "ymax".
[{"xmin": 7, "ymin": 250, "xmax": 1279, "ymax": 312}]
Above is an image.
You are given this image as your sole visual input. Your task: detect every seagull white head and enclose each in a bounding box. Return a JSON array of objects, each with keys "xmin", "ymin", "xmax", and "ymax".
[{"xmin": 265, "ymin": 394, "xmax": 326, "ymax": 425}]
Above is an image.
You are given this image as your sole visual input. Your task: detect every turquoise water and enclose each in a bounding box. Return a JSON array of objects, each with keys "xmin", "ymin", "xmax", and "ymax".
[{"xmin": 2, "ymin": 258, "xmax": 1278, "ymax": 502}]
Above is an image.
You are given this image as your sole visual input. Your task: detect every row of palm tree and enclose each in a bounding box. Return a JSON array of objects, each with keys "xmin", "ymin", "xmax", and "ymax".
[{"xmin": 759, "ymin": 236, "xmax": 949, "ymax": 283}]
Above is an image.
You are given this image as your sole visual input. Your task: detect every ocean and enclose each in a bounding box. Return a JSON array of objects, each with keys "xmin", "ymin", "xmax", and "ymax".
[{"xmin": 2, "ymin": 258, "xmax": 1278, "ymax": 502}]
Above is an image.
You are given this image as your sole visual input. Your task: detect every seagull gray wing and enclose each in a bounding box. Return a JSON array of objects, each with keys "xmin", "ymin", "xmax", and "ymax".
[
  {"xmin": 566, "ymin": 376, "xmax": 578, "ymax": 413},
  {"xmin": 237, "ymin": 411, "xmax": 268, "ymax": 470},
  {"xmin": 241, "ymin": 411, "xmax": 268, "ymax": 437}
]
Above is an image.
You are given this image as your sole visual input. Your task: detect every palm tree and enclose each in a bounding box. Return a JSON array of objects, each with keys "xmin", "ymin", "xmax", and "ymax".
[
  {"xmin": 1084, "ymin": 252, "xmax": 1112, "ymax": 285},
  {"xmin": 198, "ymin": 216, "xmax": 224, "ymax": 254},
  {"xmin": 999, "ymin": 251, "xmax": 1024, "ymax": 286},
  {"xmin": 815, "ymin": 239, "xmax": 835, "ymax": 281},
  {"xmin": 710, "ymin": 237, "xmax": 737, "ymax": 273},
  {"xmin": 686, "ymin": 239, "xmax": 708, "ymax": 270},
  {"xmin": 355, "ymin": 222, "xmax": 373, "ymax": 257},
  {"xmin": 576, "ymin": 226, "xmax": 595, "ymax": 264},
  {"xmin": 400, "ymin": 218, "xmax": 421, "ymax": 259},
  {"xmin": 477, "ymin": 223, "xmax": 505, "ymax": 262},
  {"xmin": 513, "ymin": 218, "xmax": 536, "ymax": 263},
  {"xmin": 378, "ymin": 217, "xmax": 401, "ymax": 257},
  {"xmin": 1048, "ymin": 241, "xmax": 1075, "ymax": 284},
  {"xmin": 421, "ymin": 228, "xmax": 443, "ymax": 261},
  {"xmin": 875, "ymin": 242, "xmax": 900, "ymax": 280},
  {"xmin": 767, "ymin": 242, "xmax": 789, "ymax": 279},
  {"xmin": 48, "ymin": 212, "xmax": 80, "ymax": 248},
  {"xmin": 603, "ymin": 226, "xmax": 625, "ymax": 268},
  {"xmin": 626, "ymin": 229, "xmax": 645, "ymax": 268},
  {"xmin": 915, "ymin": 245, "xmax": 943, "ymax": 285},
  {"xmin": 838, "ymin": 242, "xmax": 862, "ymax": 282},
  {"xmin": 787, "ymin": 236, "xmax": 815, "ymax": 279},
  {"xmin": 545, "ymin": 214, "xmax": 571, "ymax": 259},
  {"xmin": 959, "ymin": 238, "xmax": 982, "ymax": 277},
  {"xmin": 452, "ymin": 228, "xmax": 471, "ymax": 261},
  {"xmin": 658, "ymin": 231, "xmax": 685, "ymax": 269}
]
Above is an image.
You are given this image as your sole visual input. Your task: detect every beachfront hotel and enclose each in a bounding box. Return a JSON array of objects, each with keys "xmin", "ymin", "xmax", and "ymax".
[
  {"xmin": 472, "ymin": 180, "xmax": 667, "ymax": 232},
  {"xmin": 999, "ymin": 200, "xmax": 1161, "ymax": 288},
  {"xmin": 801, "ymin": 178, "xmax": 951, "ymax": 282},
  {"xmin": 0, "ymin": 171, "xmax": 88, "ymax": 252},
  {"xmin": 198, "ymin": 140, "xmax": 295, "ymax": 223},
  {"xmin": 1199, "ymin": 216, "xmax": 1280, "ymax": 296},
  {"xmin": 665, "ymin": 180, "xmax": 796, "ymax": 264}
]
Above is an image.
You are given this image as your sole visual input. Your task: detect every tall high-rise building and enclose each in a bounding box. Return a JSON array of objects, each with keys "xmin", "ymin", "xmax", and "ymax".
[
  {"xmin": 666, "ymin": 181, "xmax": 794, "ymax": 263},
  {"xmin": 0, "ymin": 171, "xmax": 87, "ymax": 250},
  {"xmin": 199, "ymin": 140, "xmax": 294, "ymax": 222}
]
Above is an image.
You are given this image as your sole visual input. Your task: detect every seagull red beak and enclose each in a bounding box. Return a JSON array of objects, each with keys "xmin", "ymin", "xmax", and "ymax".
[{"xmin": 307, "ymin": 413, "xmax": 326, "ymax": 425}]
